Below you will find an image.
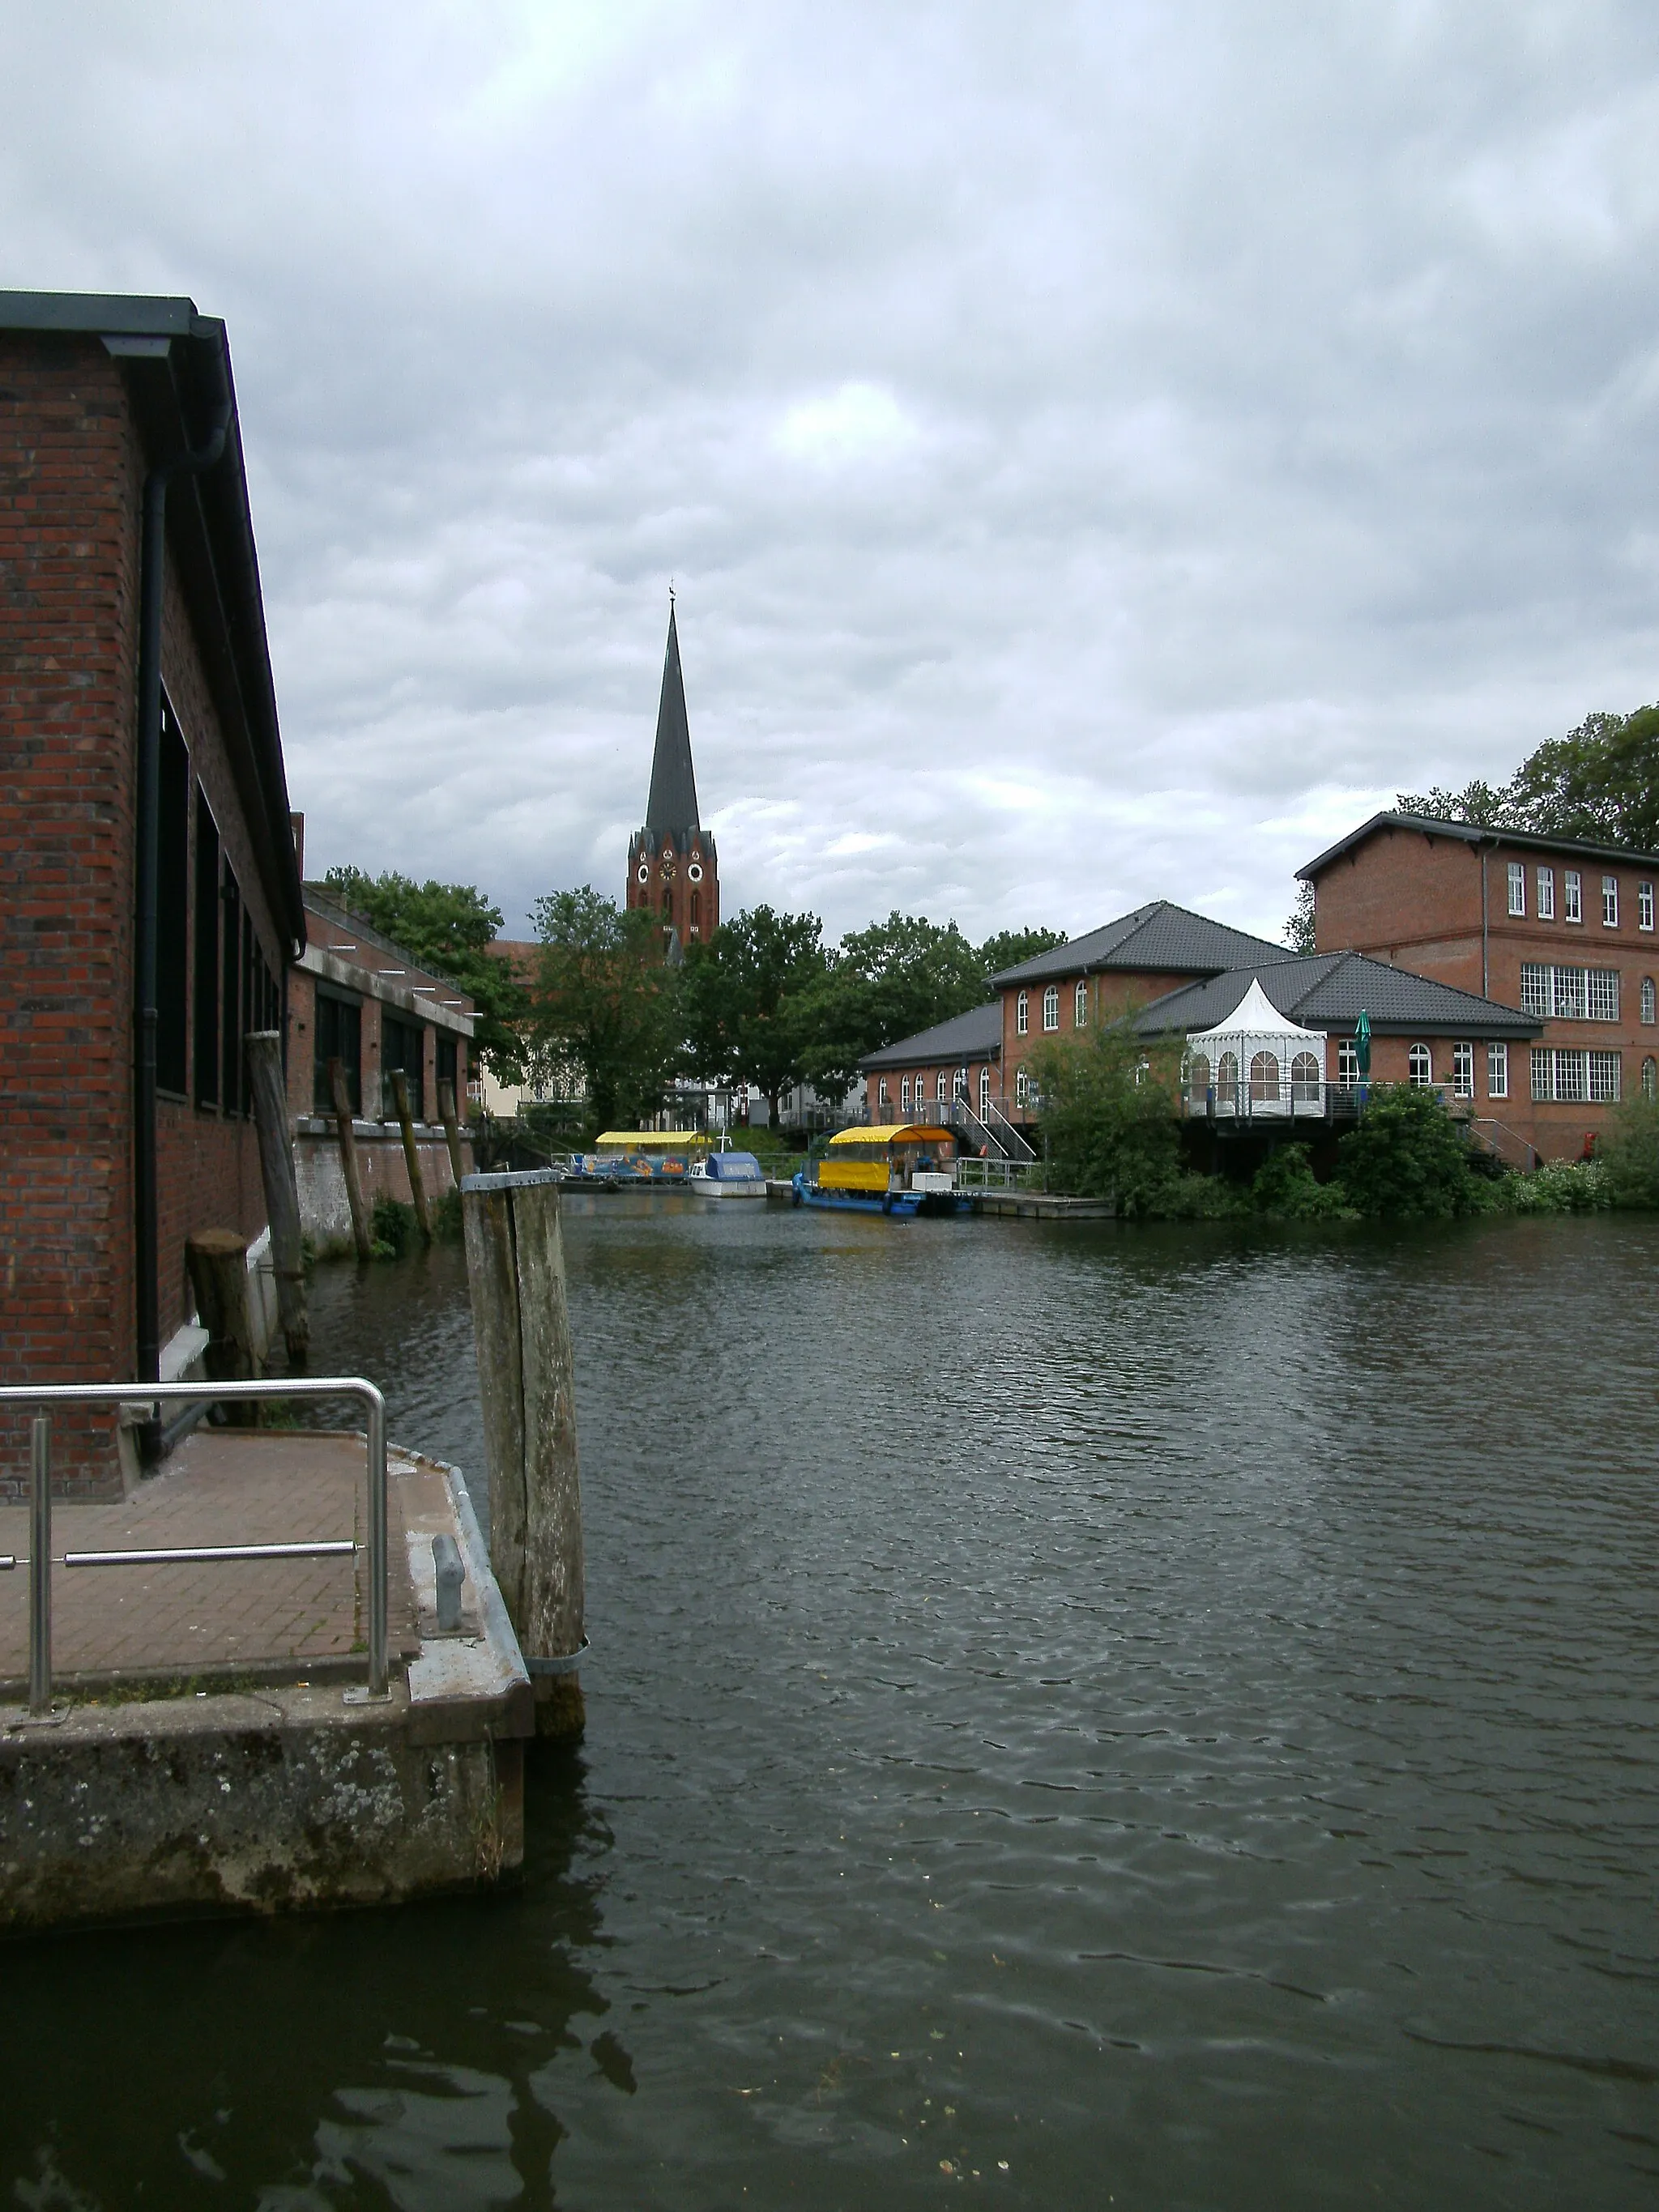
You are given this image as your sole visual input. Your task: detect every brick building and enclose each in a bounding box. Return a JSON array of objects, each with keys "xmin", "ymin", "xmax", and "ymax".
[
  {"xmin": 625, "ymin": 599, "xmax": 719, "ymax": 948},
  {"xmin": 861, "ymin": 1003, "xmax": 1001, "ymax": 1125},
  {"xmin": 286, "ymin": 877, "xmax": 476, "ymax": 1246},
  {"xmin": 1, "ymin": 290, "xmax": 305, "ymax": 1489},
  {"xmin": 1301, "ymin": 812, "xmax": 1659, "ymax": 1157}
]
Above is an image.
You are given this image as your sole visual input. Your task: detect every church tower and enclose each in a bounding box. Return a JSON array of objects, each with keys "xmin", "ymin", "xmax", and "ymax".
[{"xmin": 626, "ymin": 599, "xmax": 719, "ymax": 945}]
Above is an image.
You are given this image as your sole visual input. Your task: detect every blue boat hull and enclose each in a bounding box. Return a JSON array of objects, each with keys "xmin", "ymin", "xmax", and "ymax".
[{"xmin": 791, "ymin": 1175, "xmax": 959, "ymax": 1217}]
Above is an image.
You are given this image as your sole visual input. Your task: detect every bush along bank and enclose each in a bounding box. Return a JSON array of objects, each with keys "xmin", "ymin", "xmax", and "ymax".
[{"xmin": 1033, "ymin": 1029, "xmax": 1659, "ymax": 1220}]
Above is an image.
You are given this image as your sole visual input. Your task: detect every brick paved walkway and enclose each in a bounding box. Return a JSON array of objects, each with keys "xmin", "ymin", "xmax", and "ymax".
[{"xmin": 0, "ymin": 1430, "xmax": 420, "ymax": 1686}]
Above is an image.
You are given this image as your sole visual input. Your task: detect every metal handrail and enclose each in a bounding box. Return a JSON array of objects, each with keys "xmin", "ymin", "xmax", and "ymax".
[{"xmin": 0, "ymin": 1376, "xmax": 388, "ymax": 1715}]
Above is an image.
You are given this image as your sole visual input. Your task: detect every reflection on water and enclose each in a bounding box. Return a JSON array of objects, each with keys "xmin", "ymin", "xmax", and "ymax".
[{"xmin": 4, "ymin": 1199, "xmax": 1658, "ymax": 2209}]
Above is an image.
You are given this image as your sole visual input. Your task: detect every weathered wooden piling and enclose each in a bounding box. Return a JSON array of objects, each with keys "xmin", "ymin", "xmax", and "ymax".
[
  {"xmin": 460, "ymin": 1169, "xmax": 585, "ymax": 1741},
  {"xmin": 328, "ymin": 1059, "xmax": 373, "ymax": 1261},
  {"xmin": 390, "ymin": 1071, "xmax": 433, "ymax": 1245},
  {"xmin": 245, "ymin": 1031, "xmax": 309, "ymax": 1365},
  {"xmin": 186, "ymin": 1229, "xmax": 259, "ymax": 1422},
  {"xmin": 437, "ymin": 1076, "xmax": 467, "ymax": 1192}
]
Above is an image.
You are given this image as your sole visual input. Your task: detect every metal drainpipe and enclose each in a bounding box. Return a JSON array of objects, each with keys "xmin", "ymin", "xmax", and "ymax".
[
  {"xmin": 1481, "ymin": 842, "xmax": 1491, "ymax": 997},
  {"xmin": 134, "ymin": 374, "xmax": 232, "ymax": 1431}
]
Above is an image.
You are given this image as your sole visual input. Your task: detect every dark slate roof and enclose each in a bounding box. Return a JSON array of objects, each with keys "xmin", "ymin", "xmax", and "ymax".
[
  {"xmin": 1131, "ymin": 952, "xmax": 1541, "ymax": 1038},
  {"xmin": 859, "ymin": 1002, "xmax": 1003, "ymax": 1072},
  {"xmin": 1299, "ymin": 809, "xmax": 1659, "ymax": 880},
  {"xmin": 987, "ymin": 901, "xmax": 1287, "ymax": 987},
  {"xmin": 644, "ymin": 600, "xmax": 701, "ymax": 833}
]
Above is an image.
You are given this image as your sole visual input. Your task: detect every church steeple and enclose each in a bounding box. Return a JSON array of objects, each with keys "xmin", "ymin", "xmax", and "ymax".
[
  {"xmin": 645, "ymin": 598, "xmax": 700, "ymax": 834},
  {"xmin": 627, "ymin": 595, "xmax": 719, "ymax": 943}
]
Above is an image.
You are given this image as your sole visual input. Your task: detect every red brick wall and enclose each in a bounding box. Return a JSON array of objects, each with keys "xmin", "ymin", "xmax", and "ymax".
[
  {"xmin": 1, "ymin": 334, "xmax": 290, "ymax": 1487},
  {"xmin": 999, "ymin": 968, "xmax": 1192, "ymax": 1105},
  {"xmin": 865, "ymin": 1059, "xmax": 997, "ymax": 1123}
]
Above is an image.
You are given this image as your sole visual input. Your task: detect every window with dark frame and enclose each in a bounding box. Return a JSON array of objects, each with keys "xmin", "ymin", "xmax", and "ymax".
[
  {"xmin": 220, "ymin": 866, "xmax": 241, "ymax": 1115},
  {"xmin": 156, "ymin": 698, "xmax": 190, "ymax": 1095},
  {"xmin": 194, "ymin": 791, "xmax": 220, "ymax": 1107},
  {"xmin": 313, "ymin": 990, "xmax": 362, "ymax": 1115}
]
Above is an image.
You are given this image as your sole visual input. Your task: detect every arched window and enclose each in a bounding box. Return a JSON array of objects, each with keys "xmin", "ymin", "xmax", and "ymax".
[
  {"xmin": 953, "ymin": 1065, "xmax": 968, "ymax": 1099},
  {"xmin": 878, "ymin": 1077, "xmax": 889, "ymax": 1106},
  {"xmin": 979, "ymin": 1064, "xmax": 991, "ymax": 1115},
  {"xmin": 936, "ymin": 1070, "xmax": 948, "ymax": 1102},
  {"xmin": 1249, "ymin": 1050, "xmax": 1281, "ymax": 1105},
  {"xmin": 1014, "ymin": 1064, "xmax": 1030, "ymax": 1107},
  {"xmin": 1642, "ymin": 977, "xmax": 1656, "ymax": 1025},
  {"xmin": 1188, "ymin": 1052, "xmax": 1210, "ymax": 1104},
  {"xmin": 1291, "ymin": 1051, "xmax": 1320, "ymax": 1104},
  {"xmin": 1016, "ymin": 991, "xmax": 1028, "ymax": 1036},
  {"xmin": 901, "ymin": 1076, "xmax": 912, "ymax": 1110},
  {"xmin": 1408, "ymin": 1043, "xmax": 1432, "ymax": 1087},
  {"xmin": 1645, "ymin": 1057, "xmax": 1657, "ymax": 1101},
  {"xmin": 1074, "ymin": 981, "xmax": 1088, "ymax": 1029},
  {"xmin": 1217, "ymin": 1051, "xmax": 1239, "ymax": 1106},
  {"xmin": 689, "ymin": 889, "xmax": 702, "ymax": 936},
  {"xmin": 1043, "ymin": 985, "xmax": 1060, "ymax": 1032}
]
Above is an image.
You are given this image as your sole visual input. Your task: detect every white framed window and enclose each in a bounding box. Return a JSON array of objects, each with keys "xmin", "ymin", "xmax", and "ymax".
[
  {"xmin": 1531, "ymin": 1046, "xmax": 1550, "ymax": 1102},
  {"xmin": 936, "ymin": 1070, "xmax": 949, "ymax": 1102},
  {"xmin": 1644, "ymin": 1056, "xmax": 1657, "ymax": 1101},
  {"xmin": 979, "ymin": 1064, "xmax": 990, "ymax": 1115},
  {"xmin": 1042, "ymin": 984, "xmax": 1060, "ymax": 1032},
  {"xmin": 1603, "ymin": 875, "xmax": 1619, "ymax": 927},
  {"xmin": 1537, "ymin": 867, "xmax": 1555, "ymax": 920},
  {"xmin": 953, "ymin": 1065, "xmax": 967, "ymax": 1099},
  {"xmin": 1590, "ymin": 1050, "xmax": 1621, "ymax": 1103},
  {"xmin": 1520, "ymin": 962, "xmax": 1547, "ymax": 1016},
  {"xmin": 1587, "ymin": 969, "xmax": 1619, "ymax": 1021},
  {"xmin": 1291, "ymin": 1051, "xmax": 1321, "ymax": 1103},
  {"xmin": 1408, "ymin": 1042, "xmax": 1432, "ymax": 1087},
  {"xmin": 1564, "ymin": 869, "xmax": 1582, "ymax": 923},
  {"xmin": 1524, "ymin": 963, "xmax": 1620, "ymax": 1020},
  {"xmin": 901, "ymin": 1075, "xmax": 911, "ymax": 1110},
  {"xmin": 1452, "ymin": 1042, "xmax": 1474, "ymax": 1097},
  {"xmin": 878, "ymin": 1076, "xmax": 889, "ymax": 1106},
  {"xmin": 1014, "ymin": 1063, "xmax": 1030, "ymax": 1107},
  {"xmin": 1640, "ymin": 881, "xmax": 1654, "ymax": 932},
  {"xmin": 1532, "ymin": 1047, "xmax": 1620, "ymax": 1103},
  {"xmin": 1507, "ymin": 861, "xmax": 1525, "ymax": 915},
  {"xmin": 1642, "ymin": 978, "xmax": 1656, "ymax": 1025},
  {"xmin": 1074, "ymin": 980, "xmax": 1087, "ymax": 1029},
  {"xmin": 1016, "ymin": 991, "xmax": 1028, "ymax": 1036},
  {"xmin": 1337, "ymin": 1038, "xmax": 1359, "ymax": 1083},
  {"xmin": 1486, "ymin": 1041, "xmax": 1508, "ymax": 1099}
]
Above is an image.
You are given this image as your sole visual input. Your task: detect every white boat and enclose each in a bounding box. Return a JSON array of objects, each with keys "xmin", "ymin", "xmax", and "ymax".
[{"xmin": 687, "ymin": 1148, "xmax": 768, "ymax": 1198}]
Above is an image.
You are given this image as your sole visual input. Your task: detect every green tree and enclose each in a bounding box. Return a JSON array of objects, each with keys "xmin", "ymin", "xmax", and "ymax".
[
  {"xmin": 979, "ymin": 925, "xmax": 1065, "ymax": 978},
  {"xmin": 322, "ymin": 867, "xmax": 528, "ymax": 1080},
  {"xmin": 1393, "ymin": 778, "xmax": 1515, "ymax": 828},
  {"xmin": 1333, "ymin": 1085, "xmax": 1487, "ymax": 1218},
  {"xmin": 1599, "ymin": 1093, "xmax": 1659, "ymax": 1208},
  {"xmin": 527, "ymin": 887, "xmax": 680, "ymax": 1135},
  {"xmin": 1395, "ymin": 701, "xmax": 1659, "ymax": 851},
  {"xmin": 1284, "ymin": 881, "xmax": 1316, "ymax": 954},
  {"xmin": 1031, "ymin": 1025, "xmax": 1192, "ymax": 1214},
  {"xmin": 796, "ymin": 913, "xmax": 990, "ymax": 1097},
  {"xmin": 680, "ymin": 906, "xmax": 826, "ymax": 1127}
]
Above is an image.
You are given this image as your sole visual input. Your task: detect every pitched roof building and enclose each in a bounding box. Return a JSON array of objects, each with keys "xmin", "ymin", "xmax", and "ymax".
[{"xmin": 627, "ymin": 599, "xmax": 718, "ymax": 947}]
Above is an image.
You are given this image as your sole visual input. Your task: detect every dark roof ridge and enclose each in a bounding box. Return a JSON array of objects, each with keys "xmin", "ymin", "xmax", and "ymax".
[{"xmin": 1299, "ymin": 809, "xmax": 1659, "ymax": 880}]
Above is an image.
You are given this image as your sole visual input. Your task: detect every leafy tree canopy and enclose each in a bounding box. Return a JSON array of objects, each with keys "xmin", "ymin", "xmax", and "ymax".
[
  {"xmin": 321, "ymin": 867, "xmax": 527, "ymax": 1080},
  {"xmin": 979, "ymin": 925, "xmax": 1066, "ymax": 977},
  {"xmin": 795, "ymin": 913, "xmax": 989, "ymax": 1097},
  {"xmin": 1284, "ymin": 880, "xmax": 1316, "ymax": 954},
  {"xmin": 1333, "ymin": 1084, "xmax": 1487, "ymax": 1219},
  {"xmin": 1396, "ymin": 703, "xmax": 1659, "ymax": 853},
  {"xmin": 528, "ymin": 887, "xmax": 680, "ymax": 1135},
  {"xmin": 680, "ymin": 906, "xmax": 826, "ymax": 1123},
  {"xmin": 1030, "ymin": 1026, "xmax": 1209, "ymax": 1216}
]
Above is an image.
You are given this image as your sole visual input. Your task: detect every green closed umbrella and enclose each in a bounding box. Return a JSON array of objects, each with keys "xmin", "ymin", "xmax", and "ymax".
[{"xmin": 1354, "ymin": 1010, "xmax": 1371, "ymax": 1078}]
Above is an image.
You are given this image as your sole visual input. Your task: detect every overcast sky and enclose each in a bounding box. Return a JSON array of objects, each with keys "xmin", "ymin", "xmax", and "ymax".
[{"xmin": 5, "ymin": 3, "xmax": 1658, "ymax": 944}]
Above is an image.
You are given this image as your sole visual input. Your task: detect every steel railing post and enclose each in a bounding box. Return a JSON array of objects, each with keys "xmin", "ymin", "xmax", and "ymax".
[
  {"xmin": 28, "ymin": 1413, "xmax": 50, "ymax": 1715},
  {"xmin": 366, "ymin": 1387, "xmax": 388, "ymax": 1697}
]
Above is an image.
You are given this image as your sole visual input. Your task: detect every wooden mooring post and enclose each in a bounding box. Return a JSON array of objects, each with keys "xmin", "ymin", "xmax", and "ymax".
[
  {"xmin": 186, "ymin": 1229, "xmax": 259, "ymax": 1424},
  {"xmin": 390, "ymin": 1071, "xmax": 433, "ymax": 1245},
  {"xmin": 437, "ymin": 1076, "xmax": 467, "ymax": 1192},
  {"xmin": 245, "ymin": 1030, "xmax": 309, "ymax": 1365},
  {"xmin": 461, "ymin": 1168, "xmax": 585, "ymax": 1741},
  {"xmin": 329, "ymin": 1059, "xmax": 373, "ymax": 1262}
]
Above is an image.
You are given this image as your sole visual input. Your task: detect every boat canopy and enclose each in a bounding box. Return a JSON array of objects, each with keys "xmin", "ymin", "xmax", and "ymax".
[
  {"xmin": 595, "ymin": 1130, "xmax": 713, "ymax": 1155},
  {"xmin": 706, "ymin": 1150, "xmax": 763, "ymax": 1179},
  {"xmin": 828, "ymin": 1123, "xmax": 954, "ymax": 1149}
]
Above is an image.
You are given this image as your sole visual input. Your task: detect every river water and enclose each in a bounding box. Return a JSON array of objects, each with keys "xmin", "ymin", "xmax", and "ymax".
[{"xmin": 4, "ymin": 1200, "xmax": 1657, "ymax": 2208}]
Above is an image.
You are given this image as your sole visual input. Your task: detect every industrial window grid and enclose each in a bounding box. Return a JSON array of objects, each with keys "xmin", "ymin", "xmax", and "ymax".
[
  {"xmin": 1537, "ymin": 866, "xmax": 1555, "ymax": 920},
  {"xmin": 1507, "ymin": 861, "xmax": 1525, "ymax": 916},
  {"xmin": 1532, "ymin": 1047, "xmax": 1621, "ymax": 1103},
  {"xmin": 1452, "ymin": 1042, "xmax": 1474, "ymax": 1098},
  {"xmin": 1042, "ymin": 984, "xmax": 1060, "ymax": 1032},
  {"xmin": 1564, "ymin": 870, "xmax": 1583, "ymax": 923},
  {"xmin": 1520, "ymin": 963, "xmax": 1620, "ymax": 1021},
  {"xmin": 1408, "ymin": 1042, "xmax": 1432, "ymax": 1086},
  {"xmin": 1641, "ymin": 881, "xmax": 1655, "ymax": 932},
  {"xmin": 1603, "ymin": 876, "xmax": 1620, "ymax": 927},
  {"xmin": 1486, "ymin": 1041, "xmax": 1508, "ymax": 1099}
]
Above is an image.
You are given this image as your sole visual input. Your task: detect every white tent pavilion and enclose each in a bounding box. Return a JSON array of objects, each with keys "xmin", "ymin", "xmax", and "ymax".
[{"xmin": 1184, "ymin": 978, "xmax": 1328, "ymax": 1119}]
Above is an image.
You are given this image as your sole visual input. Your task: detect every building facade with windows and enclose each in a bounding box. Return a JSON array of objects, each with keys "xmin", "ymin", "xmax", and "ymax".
[
  {"xmin": 0, "ymin": 291, "xmax": 307, "ymax": 1488},
  {"xmin": 1300, "ymin": 812, "xmax": 1659, "ymax": 1155},
  {"xmin": 625, "ymin": 599, "xmax": 719, "ymax": 948},
  {"xmin": 859, "ymin": 1004, "xmax": 1002, "ymax": 1126}
]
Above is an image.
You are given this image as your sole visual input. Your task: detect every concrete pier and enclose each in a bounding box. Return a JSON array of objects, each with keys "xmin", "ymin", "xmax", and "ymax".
[{"xmin": 0, "ymin": 1431, "xmax": 531, "ymax": 1933}]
